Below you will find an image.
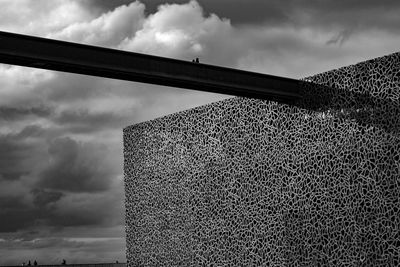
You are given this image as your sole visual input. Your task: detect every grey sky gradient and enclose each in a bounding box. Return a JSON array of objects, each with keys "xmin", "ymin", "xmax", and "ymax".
[
  {"xmin": 0, "ymin": 0, "xmax": 399, "ymax": 265},
  {"xmin": 86, "ymin": 0, "xmax": 400, "ymax": 29}
]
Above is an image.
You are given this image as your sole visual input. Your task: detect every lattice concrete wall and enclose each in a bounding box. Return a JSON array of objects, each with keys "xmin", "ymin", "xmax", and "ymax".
[{"xmin": 124, "ymin": 52, "xmax": 400, "ymax": 266}]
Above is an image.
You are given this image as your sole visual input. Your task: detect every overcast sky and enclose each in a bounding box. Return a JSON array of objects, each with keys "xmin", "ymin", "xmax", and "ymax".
[{"xmin": 0, "ymin": 0, "xmax": 399, "ymax": 265}]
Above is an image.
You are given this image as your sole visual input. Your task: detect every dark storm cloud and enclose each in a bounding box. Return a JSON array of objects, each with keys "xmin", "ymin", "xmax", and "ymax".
[
  {"xmin": 38, "ymin": 137, "xmax": 115, "ymax": 193},
  {"xmin": 0, "ymin": 196, "xmax": 34, "ymax": 232},
  {"xmin": 49, "ymin": 203, "xmax": 114, "ymax": 227},
  {"xmin": 82, "ymin": 0, "xmax": 136, "ymax": 12},
  {"xmin": 0, "ymin": 125, "xmax": 46, "ymax": 181},
  {"xmin": 326, "ymin": 29, "xmax": 353, "ymax": 46},
  {"xmin": 85, "ymin": 0, "xmax": 400, "ymax": 29},
  {"xmin": 31, "ymin": 188, "xmax": 64, "ymax": 208},
  {"xmin": 0, "ymin": 198, "xmax": 56, "ymax": 233},
  {"xmin": 0, "ymin": 105, "xmax": 53, "ymax": 121},
  {"xmin": 0, "ymin": 189, "xmax": 114, "ymax": 233},
  {"xmin": 53, "ymin": 109, "xmax": 132, "ymax": 134},
  {"xmin": 0, "ymin": 188, "xmax": 64, "ymax": 232},
  {"xmin": 15, "ymin": 125, "xmax": 46, "ymax": 139},
  {"xmin": 0, "ymin": 125, "xmax": 121, "ymax": 233},
  {"xmin": 297, "ymin": 0, "xmax": 400, "ymax": 34}
]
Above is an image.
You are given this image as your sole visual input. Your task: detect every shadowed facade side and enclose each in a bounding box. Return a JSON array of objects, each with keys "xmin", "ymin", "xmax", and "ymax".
[{"xmin": 124, "ymin": 52, "xmax": 400, "ymax": 266}]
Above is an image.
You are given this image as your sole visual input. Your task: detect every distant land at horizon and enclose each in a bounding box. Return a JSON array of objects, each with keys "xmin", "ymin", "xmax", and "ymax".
[{"xmin": 1, "ymin": 263, "xmax": 126, "ymax": 267}]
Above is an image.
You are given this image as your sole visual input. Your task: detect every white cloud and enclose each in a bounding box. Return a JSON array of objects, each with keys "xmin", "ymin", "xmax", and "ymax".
[
  {"xmin": 119, "ymin": 0, "xmax": 238, "ymax": 65},
  {"xmin": 0, "ymin": 0, "xmax": 92, "ymax": 37},
  {"xmin": 50, "ymin": 2, "xmax": 145, "ymax": 47}
]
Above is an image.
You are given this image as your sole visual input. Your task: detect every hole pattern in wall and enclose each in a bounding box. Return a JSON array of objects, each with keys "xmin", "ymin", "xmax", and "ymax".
[{"xmin": 124, "ymin": 52, "xmax": 400, "ymax": 266}]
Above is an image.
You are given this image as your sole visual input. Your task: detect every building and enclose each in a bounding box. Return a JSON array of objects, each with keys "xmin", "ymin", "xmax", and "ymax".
[{"xmin": 124, "ymin": 52, "xmax": 400, "ymax": 266}]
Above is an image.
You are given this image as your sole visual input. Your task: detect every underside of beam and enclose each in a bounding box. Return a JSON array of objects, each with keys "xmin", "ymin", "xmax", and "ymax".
[{"xmin": 0, "ymin": 31, "xmax": 301, "ymax": 103}]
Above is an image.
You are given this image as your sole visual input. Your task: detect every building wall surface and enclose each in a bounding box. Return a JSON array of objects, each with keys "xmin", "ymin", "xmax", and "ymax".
[{"xmin": 124, "ymin": 52, "xmax": 400, "ymax": 266}]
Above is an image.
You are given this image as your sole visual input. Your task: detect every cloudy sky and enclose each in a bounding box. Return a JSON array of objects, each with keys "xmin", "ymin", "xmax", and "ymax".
[{"xmin": 0, "ymin": 0, "xmax": 399, "ymax": 265}]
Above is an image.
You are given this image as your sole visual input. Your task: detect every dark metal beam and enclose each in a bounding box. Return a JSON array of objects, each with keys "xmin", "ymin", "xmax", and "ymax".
[{"xmin": 0, "ymin": 31, "xmax": 301, "ymax": 102}]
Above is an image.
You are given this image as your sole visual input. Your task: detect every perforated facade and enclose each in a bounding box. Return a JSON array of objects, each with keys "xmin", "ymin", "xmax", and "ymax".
[{"xmin": 124, "ymin": 53, "xmax": 400, "ymax": 266}]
